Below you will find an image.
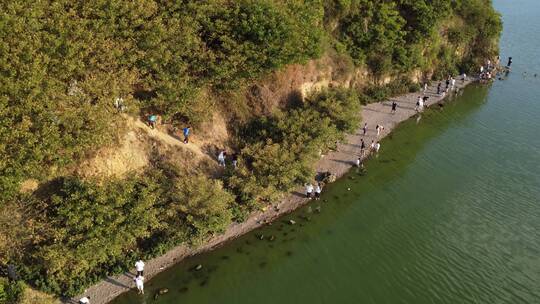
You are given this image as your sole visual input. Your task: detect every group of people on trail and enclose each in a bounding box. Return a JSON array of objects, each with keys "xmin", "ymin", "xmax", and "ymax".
[
  {"xmin": 305, "ymin": 182, "xmax": 322, "ymax": 200},
  {"xmin": 359, "ymin": 138, "xmax": 381, "ymax": 157},
  {"xmin": 217, "ymin": 150, "xmax": 238, "ymax": 168},
  {"xmin": 79, "ymin": 259, "xmax": 146, "ymax": 303},
  {"xmin": 480, "ymin": 56, "xmax": 508, "ymax": 81},
  {"xmin": 133, "ymin": 259, "xmax": 145, "ymax": 295},
  {"xmin": 145, "ymin": 114, "xmax": 191, "ymax": 144}
]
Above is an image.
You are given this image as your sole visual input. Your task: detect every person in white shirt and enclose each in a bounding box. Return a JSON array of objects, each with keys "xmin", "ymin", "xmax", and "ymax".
[
  {"xmin": 79, "ymin": 296, "xmax": 90, "ymax": 304},
  {"xmin": 451, "ymin": 78, "xmax": 456, "ymax": 89},
  {"xmin": 305, "ymin": 183, "xmax": 314, "ymax": 199},
  {"xmin": 135, "ymin": 260, "xmax": 145, "ymax": 277},
  {"xmin": 370, "ymin": 140, "xmax": 375, "ymax": 151},
  {"xmin": 375, "ymin": 142, "xmax": 381, "ymax": 153},
  {"xmin": 416, "ymin": 96, "xmax": 422, "ymax": 112},
  {"xmin": 134, "ymin": 275, "xmax": 145, "ymax": 294},
  {"xmin": 376, "ymin": 124, "xmax": 384, "ymax": 137},
  {"xmin": 218, "ymin": 150, "xmax": 226, "ymax": 167}
]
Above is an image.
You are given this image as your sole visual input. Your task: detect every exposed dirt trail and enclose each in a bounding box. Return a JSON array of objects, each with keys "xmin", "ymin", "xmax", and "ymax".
[{"xmin": 68, "ymin": 78, "xmax": 474, "ymax": 304}]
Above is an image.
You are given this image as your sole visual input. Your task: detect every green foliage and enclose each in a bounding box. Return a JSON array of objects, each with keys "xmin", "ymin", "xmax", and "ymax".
[
  {"xmin": 453, "ymin": 0, "xmax": 503, "ymax": 72},
  {"xmin": 340, "ymin": 1, "xmax": 407, "ymax": 75},
  {"xmin": 136, "ymin": 0, "xmax": 324, "ymax": 120},
  {"xmin": 27, "ymin": 177, "xmax": 162, "ymax": 295},
  {"xmin": 14, "ymin": 160, "xmax": 234, "ymax": 296},
  {"xmin": 0, "ymin": 279, "xmax": 24, "ymax": 304},
  {"xmin": 335, "ymin": 0, "xmax": 501, "ymax": 76},
  {"xmin": 359, "ymin": 77, "xmax": 420, "ymax": 105},
  {"xmin": 226, "ymin": 88, "xmax": 360, "ymax": 208},
  {"xmin": 154, "ymin": 166, "xmax": 234, "ymax": 246},
  {"xmin": 0, "ymin": 0, "xmax": 326, "ymax": 201},
  {"xmin": 0, "ymin": 1, "xmax": 130, "ymax": 202}
]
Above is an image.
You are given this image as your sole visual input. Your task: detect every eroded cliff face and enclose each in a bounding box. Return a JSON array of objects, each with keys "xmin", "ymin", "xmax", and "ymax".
[{"xmin": 240, "ymin": 53, "xmax": 428, "ymax": 117}]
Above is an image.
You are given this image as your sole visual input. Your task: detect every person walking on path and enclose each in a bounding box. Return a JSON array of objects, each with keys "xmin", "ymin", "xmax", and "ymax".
[
  {"xmin": 362, "ymin": 123, "xmax": 367, "ymax": 136},
  {"xmin": 437, "ymin": 82, "xmax": 442, "ymax": 95},
  {"xmin": 218, "ymin": 150, "xmax": 226, "ymax": 167},
  {"xmin": 418, "ymin": 97, "xmax": 425, "ymax": 112},
  {"xmin": 232, "ymin": 153, "xmax": 238, "ymax": 168},
  {"xmin": 183, "ymin": 126, "xmax": 191, "ymax": 144},
  {"xmin": 462, "ymin": 73, "xmax": 467, "ymax": 82},
  {"xmin": 376, "ymin": 124, "xmax": 384, "ymax": 137},
  {"xmin": 360, "ymin": 139, "xmax": 366, "ymax": 157},
  {"xmin": 423, "ymin": 82, "xmax": 428, "ymax": 93},
  {"xmin": 314, "ymin": 183, "xmax": 322, "ymax": 200},
  {"xmin": 79, "ymin": 296, "xmax": 90, "ymax": 304},
  {"xmin": 451, "ymin": 77, "xmax": 456, "ymax": 90},
  {"xmin": 355, "ymin": 157, "xmax": 362, "ymax": 168},
  {"xmin": 507, "ymin": 57, "xmax": 513, "ymax": 67},
  {"xmin": 134, "ymin": 275, "xmax": 145, "ymax": 294},
  {"xmin": 135, "ymin": 259, "xmax": 145, "ymax": 277},
  {"xmin": 375, "ymin": 141, "xmax": 381, "ymax": 153},
  {"xmin": 391, "ymin": 101, "xmax": 397, "ymax": 114},
  {"xmin": 306, "ymin": 183, "xmax": 314, "ymax": 199},
  {"xmin": 370, "ymin": 140, "xmax": 375, "ymax": 151},
  {"xmin": 148, "ymin": 114, "xmax": 158, "ymax": 129},
  {"xmin": 416, "ymin": 96, "xmax": 424, "ymax": 112},
  {"xmin": 445, "ymin": 78, "xmax": 450, "ymax": 93}
]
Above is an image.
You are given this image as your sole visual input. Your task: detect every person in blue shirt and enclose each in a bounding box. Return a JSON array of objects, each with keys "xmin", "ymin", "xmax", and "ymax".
[
  {"xmin": 183, "ymin": 126, "xmax": 191, "ymax": 143},
  {"xmin": 148, "ymin": 115, "xmax": 158, "ymax": 129}
]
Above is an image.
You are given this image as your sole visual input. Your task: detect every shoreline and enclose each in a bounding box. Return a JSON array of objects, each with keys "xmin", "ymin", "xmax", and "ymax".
[{"xmin": 69, "ymin": 77, "xmax": 476, "ymax": 304}]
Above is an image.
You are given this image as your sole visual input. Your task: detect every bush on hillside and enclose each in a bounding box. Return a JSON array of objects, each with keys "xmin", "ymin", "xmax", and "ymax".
[
  {"xmin": 14, "ymin": 159, "xmax": 235, "ymax": 296},
  {"xmin": 0, "ymin": 279, "xmax": 24, "ymax": 304},
  {"xmin": 226, "ymin": 88, "xmax": 360, "ymax": 208}
]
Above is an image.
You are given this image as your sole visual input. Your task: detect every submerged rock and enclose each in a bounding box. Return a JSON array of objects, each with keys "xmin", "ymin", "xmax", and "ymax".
[
  {"xmin": 288, "ymin": 219, "xmax": 296, "ymax": 225},
  {"xmin": 195, "ymin": 264, "xmax": 203, "ymax": 271},
  {"xmin": 178, "ymin": 287, "xmax": 189, "ymax": 293},
  {"xmin": 158, "ymin": 288, "xmax": 169, "ymax": 295}
]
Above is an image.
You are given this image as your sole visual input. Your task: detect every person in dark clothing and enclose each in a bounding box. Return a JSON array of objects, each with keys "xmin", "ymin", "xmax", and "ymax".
[
  {"xmin": 507, "ymin": 57, "xmax": 513, "ymax": 67},
  {"xmin": 360, "ymin": 139, "xmax": 366, "ymax": 157},
  {"xmin": 437, "ymin": 82, "xmax": 442, "ymax": 95},
  {"xmin": 391, "ymin": 101, "xmax": 397, "ymax": 114}
]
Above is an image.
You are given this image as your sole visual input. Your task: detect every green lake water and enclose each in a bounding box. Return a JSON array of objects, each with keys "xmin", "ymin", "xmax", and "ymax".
[{"xmin": 111, "ymin": 1, "xmax": 540, "ymax": 303}]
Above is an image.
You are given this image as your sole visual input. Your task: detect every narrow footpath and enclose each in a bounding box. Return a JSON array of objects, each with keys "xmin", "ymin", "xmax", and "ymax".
[{"xmin": 69, "ymin": 77, "xmax": 474, "ymax": 304}]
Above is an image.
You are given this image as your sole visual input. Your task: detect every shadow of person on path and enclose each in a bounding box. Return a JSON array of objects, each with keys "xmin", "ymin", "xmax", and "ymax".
[{"xmin": 105, "ymin": 276, "xmax": 132, "ymax": 289}]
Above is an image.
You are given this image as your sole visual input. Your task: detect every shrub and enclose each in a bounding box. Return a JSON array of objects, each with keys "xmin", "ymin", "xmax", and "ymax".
[
  {"xmin": 226, "ymin": 88, "xmax": 360, "ymax": 208},
  {"xmin": 0, "ymin": 279, "xmax": 24, "ymax": 304},
  {"xmin": 15, "ymin": 160, "xmax": 235, "ymax": 296}
]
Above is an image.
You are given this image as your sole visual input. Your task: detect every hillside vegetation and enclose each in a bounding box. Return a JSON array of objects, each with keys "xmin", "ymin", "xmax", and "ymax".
[{"xmin": 0, "ymin": 0, "xmax": 501, "ymax": 300}]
